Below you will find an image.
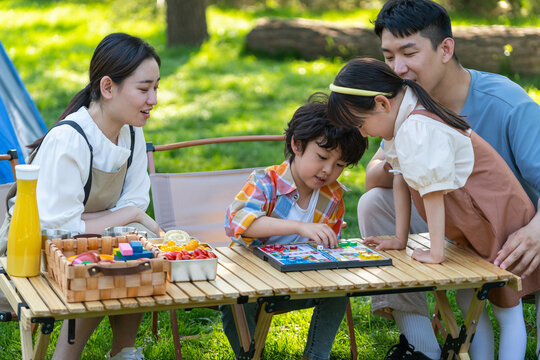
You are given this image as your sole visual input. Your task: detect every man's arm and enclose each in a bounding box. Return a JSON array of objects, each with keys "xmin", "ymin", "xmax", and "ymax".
[
  {"xmin": 365, "ymin": 147, "xmax": 393, "ymax": 190},
  {"xmin": 495, "ymin": 199, "xmax": 540, "ymax": 277}
]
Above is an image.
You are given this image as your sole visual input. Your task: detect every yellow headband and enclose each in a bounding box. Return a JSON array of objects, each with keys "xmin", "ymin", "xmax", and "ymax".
[{"xmin": 329, "ymin": 83, "xmax": 391, "ymax": 97}]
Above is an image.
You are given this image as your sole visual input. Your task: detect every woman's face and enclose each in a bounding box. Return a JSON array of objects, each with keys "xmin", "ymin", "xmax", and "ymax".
[{"xmin": 110, "ymin": 58, "xmax": 160, "ymax": 128}]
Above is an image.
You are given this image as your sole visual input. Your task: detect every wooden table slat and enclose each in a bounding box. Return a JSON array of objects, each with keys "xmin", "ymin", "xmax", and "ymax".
[
  {"xmin": 208, "ymin": 277, "xmax": 239, "ymax": 299},
  {"xmin": 317, "ymin": 269, "xmax": 355, "ymax": 290},
  {"xmin": 384, "ymin": 250, "xmax": 451, "ymax": 284},
  {"xmin": 215, "ymin": 251, "xmax": 274, "ymax": 295},
  {"xmin": 382, "ymin": 251, "xmax": 435, "ymax": 284},
  {"xmin": 363, "ymin": 266, "xmax": 403, "ymax": 287},
  {"xmin": 234, "ymin": 246, "xmax": 313, "ymax": 292},
  {"xmin": 405, "ymin": 242, "xmax": 468, "ymax": 283},
  {"xmin": 343, "ymin": 267, "xmax": 387, "ymax": 288},
  {"xmin": 412, "ymin": 234, "xmax": 517, "ymax": 286},
  {"xmin": 216, "ymin": 264, "xmax": 258, "ymax": 296},
  {"xmin": 28, "ymin": 276, "xmax": 67, "ymax": 314},
  {"xmin": 136, "ymin": 296, "xmax": 156, "ymax": 307},
  {"xmin": 101, "ymin": 299, "xmax": 122, "ymax": 310},
  {"xmin": 84, "ymin": 301, "xmax": 104, "ymax": 312},
  {"xmin": 300, "ymin": 270, "xmax": 338, "ymax": 290},
  {"xmin": 9, "ymin": 277, "xmax": 50, "ymax": 316},
  {"xmin": 43, "ymin": 272, "xmax": 86, "ymax": 313},
  {"xmin": 165, "ymin": 282, "xmax": 190, "ymax": 303},
  {"xmin": 118, "ymin": 298, "xmax": 138, "ymax": 308},
  {"xmin": 175, "ymin": 281, "xmax": 207, "ymax": 302},
  {"xmin": 283, "ymin": 271, "xmax": 323, "ymax": 291},
  {"xmin": 192, "ymin": 280, "xmax": 224, "ymax": 300},
  {"xmin": 221, "ymin": 247, "xmax": 303, "ymax": 292},
  {"xmin": 328, "ymin": 269, "xmax": 370, "ymax": 289},
  {"xmin": 153, "ymin": 293, "xmax": 173, "ymax": 305}
]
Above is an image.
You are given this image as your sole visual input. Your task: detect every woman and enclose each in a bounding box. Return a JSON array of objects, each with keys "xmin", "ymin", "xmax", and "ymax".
[{"xmin": 13, "ymin": 33, "xmax": 161, "ymax": 359}]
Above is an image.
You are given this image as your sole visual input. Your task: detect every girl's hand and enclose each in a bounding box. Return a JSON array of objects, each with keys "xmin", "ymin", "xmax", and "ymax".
[
  {"xmin": 362, "ymin": 236, "xmax": 406, "ymax": 250},
  {"xmin": 298, "ymin": 223, "xmax": 338, "ymax": 248},
  {"xmin": 412, "ymin": 248, "xmax": 445, "ymax": 264}
]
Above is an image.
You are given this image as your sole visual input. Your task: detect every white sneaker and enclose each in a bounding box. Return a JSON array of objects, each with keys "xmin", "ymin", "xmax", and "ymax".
[{"xmin": 106, "ymin": 347, "xmax": 144, "ymax": 360}]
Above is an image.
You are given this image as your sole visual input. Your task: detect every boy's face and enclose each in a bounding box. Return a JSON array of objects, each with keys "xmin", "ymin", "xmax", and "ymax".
[
  {"xmin": 291, "ymin": 138, "xmax": 347, "ymax": 192},
  {"xmin": 380, "ymin": 29, "xmax": 447, "ymax": 95}
]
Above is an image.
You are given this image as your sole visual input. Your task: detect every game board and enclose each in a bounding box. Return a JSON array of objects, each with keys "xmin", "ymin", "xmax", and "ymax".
[{"xmin": 253, "ymin": 239, "xmax": 392, "ymax": 272}]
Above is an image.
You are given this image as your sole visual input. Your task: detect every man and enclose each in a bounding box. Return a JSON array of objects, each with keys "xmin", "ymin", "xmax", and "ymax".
[{"xmin": 358, "ymin": 0, "xmax": 540, "ymax": 359}]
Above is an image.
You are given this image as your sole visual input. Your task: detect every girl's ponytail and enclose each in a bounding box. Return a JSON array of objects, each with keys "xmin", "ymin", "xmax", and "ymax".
[
  {"xmin": 328, "ymin": 58, "xmax": 470, "ymax": 132},
  {"xmin": 402, "ymin": 79, "xmax": 469, "ymax": 131},
  {"xmin": 27, "ymin": 84, "xmax": 93, "ymax": 150}
]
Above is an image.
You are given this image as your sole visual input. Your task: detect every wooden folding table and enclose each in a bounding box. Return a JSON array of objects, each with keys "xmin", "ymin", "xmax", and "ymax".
[{"xmin": 0, "ymin": 233, "xmax": 520, "ymax": 360}]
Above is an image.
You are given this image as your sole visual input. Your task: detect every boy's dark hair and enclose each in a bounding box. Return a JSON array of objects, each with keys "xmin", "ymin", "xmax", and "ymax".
[
  {"xmin": 374, "ymin": 0, "xmax": 458, "ymax": 61},
  {"xmin": 285, "ymin": 92, "xmax": 366, "ymax": 166}
]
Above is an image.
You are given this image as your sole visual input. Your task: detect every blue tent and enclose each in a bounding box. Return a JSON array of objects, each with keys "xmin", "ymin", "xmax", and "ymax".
[{"xmin": 0, "ymin": 41, "xmax": 47, "ymax": 183}]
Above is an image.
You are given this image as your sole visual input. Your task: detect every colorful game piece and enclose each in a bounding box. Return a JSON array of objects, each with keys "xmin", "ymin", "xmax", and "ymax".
[
  {"xmin": 130, "ymin": 240, "xmax": 143, "ymax": 254},
  {"xmin": 119, "ymin": 242, "xmax": 133, "ymax": 256},
  {"xmin": 114, "ymin": 249, "xmax": 153, "ymax": 261}
]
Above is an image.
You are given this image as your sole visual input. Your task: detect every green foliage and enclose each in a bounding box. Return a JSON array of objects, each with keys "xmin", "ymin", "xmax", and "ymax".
[{"xmin": 0, "ymin": 1, "xmax": 538, "ymax": 359}]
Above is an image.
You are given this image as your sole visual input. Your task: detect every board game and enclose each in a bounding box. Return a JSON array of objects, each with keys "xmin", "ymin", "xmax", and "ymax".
[{"xmin": 253, "ymin": 239, "xmax": 392, "ymax": 272}]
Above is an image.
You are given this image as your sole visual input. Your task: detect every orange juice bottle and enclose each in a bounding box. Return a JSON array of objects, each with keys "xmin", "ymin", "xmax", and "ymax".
[{"xmin": 7, "ymin": 165, "xmax": 41, "ymax": 277}]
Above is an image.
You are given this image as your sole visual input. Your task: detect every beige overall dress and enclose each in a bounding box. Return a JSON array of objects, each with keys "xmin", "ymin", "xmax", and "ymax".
[{"xmin": 410, "ymin": 110, "xmax": 539, "ymax": 308}]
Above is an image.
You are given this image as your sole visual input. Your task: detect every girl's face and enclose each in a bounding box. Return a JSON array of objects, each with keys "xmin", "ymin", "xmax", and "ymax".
[
  {"xmin": 109, "ymin": 58, "xmax": 160, "ymax": 128},
  {"xmin": 353, "ymin": 95, "xmax": 396, "ymax": 140},
  {"xmin": 291, "ymin": 137, "xmax": 347, "ymax": 194}
]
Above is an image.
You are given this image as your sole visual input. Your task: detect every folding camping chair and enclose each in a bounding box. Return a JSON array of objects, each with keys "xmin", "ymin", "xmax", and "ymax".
[
  {"xmin": 0, "ymin": 150, "xmax": 18, "ymax": 224},
  {"xmin": 146, "ymin": 135, "xmax": 358, "ymax": 360}
]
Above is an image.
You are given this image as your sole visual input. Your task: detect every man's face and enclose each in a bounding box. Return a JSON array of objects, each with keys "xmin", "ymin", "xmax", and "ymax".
[{"xmin": 380, "ymin": 29, "xmax": 446, "ymax": 95}]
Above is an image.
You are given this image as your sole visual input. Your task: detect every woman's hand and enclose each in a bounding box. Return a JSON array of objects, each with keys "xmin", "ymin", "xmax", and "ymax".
[
  {"xmin": 362, "ymin": 236, "xmax": 406, "ymax": 250},
  {"xmin": 134, "ymin": 208, "xmax": 161, "ymax": 236},
  {"xmin": 298, "ymin": 223, "xmax": 339, "ymax": 248},
  {"xmin": 411, "ymin": 248, "xmax": 445, "ymax": 263}
]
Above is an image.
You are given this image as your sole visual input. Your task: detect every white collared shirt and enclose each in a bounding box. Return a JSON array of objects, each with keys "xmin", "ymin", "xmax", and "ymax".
[{"xmin": 10, "ymin": 107, "xmax": 150, "ymax": 234}]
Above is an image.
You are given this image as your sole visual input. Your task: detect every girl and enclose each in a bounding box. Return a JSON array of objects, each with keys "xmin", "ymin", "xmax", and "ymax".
[
  {"xmin": 7, "ymin": 33, "xmax": 161, "ymax": 360},
  {"xmin": 327, "ymin": 58, "xmax": 540, "ymax": 360}
]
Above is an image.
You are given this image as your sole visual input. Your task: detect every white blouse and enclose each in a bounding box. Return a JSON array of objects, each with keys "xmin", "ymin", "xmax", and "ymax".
[
  {"xmin": 10, "ymin": 107, "xmax": 150, "ymax": 234},
  {"xmin": 384, "ymin": 87, "xmax": 474, "ymax": 196}
]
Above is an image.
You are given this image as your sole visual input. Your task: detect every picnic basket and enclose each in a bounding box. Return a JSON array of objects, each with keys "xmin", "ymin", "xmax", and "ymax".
[{"xmin": 45, "ymin": 235, "xmax": 168, "ymax": 302}]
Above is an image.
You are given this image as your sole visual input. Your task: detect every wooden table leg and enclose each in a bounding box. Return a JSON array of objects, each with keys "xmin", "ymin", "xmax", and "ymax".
[
  {"xmin": 232, "ymin": 304, "xmax": 253, "ymax": 354},
  {"xmin": 345, "ymin": 301, "xmax": 358, "ymax": 360},
  {"xmin": 434, "ymin": 290, "xmax": 465, "ymax": 360},
  {"xmin": 20, "ymin": 320, "xmax": 33, "ymax": 360},
  {"xmin": 169, "ymin": 310, "xmax": 183, "ymax": 360},
  {"xmin": 252, "ymin": 302, "xmax": 274, "ymax": 360},
  {"xmin": 33, "ymin": 328, "xmax": 51, "ymax": 360},
  {"xmin": 458, "ymin": 288, "xmax": 486, "ymax": 358}
]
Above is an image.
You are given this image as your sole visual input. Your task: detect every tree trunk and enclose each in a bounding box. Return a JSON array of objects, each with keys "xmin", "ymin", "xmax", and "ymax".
[{"xmin": 166, "ymin": 0, "xmax": 209, "ymax": 47}]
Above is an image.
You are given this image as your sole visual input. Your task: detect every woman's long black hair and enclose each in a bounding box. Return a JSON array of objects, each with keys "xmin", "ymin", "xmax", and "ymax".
[
  {"xmin": 29, "ymin": 32, "xmax": 160, "ymax": 149},
  {"xmin": 328, "ymin": 58, "xmax": 469, "ymax": 131}
]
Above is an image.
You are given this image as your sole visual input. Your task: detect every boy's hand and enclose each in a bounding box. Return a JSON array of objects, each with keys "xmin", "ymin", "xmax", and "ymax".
[
  {"xmin": 411, "ymin": 248, "xmax": 445, "ymax": 264},
  {"xmin": 298, "ymin": 223, "xmax": 338, "ymax": 248},
  {"xmin": 362, "ymin": 236, "xmax": 405, "ymax": 250}
]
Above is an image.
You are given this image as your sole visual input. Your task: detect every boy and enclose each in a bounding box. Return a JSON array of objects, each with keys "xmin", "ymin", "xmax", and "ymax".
[
  {"xmin": 222, "ymin": 94, "xmax": 366, "ymax": 360},
  {"xmin": 358, "ymin": 0, "xmax": 540, "ymax": 359}
]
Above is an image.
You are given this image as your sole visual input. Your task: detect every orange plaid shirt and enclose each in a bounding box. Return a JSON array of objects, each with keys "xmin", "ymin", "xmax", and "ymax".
[{"xmin": 224, "ymin": 160, "xmax": 346, "ymax": 247}]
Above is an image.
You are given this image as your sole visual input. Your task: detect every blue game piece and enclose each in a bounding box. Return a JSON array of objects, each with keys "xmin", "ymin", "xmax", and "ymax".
[
  {"xmin": 114, "ymin": 249, "xmax": 153, "ymax": 261},
  {"xmin": 130, "ymin": 240, "xmax": 143, "ymax": 254}
]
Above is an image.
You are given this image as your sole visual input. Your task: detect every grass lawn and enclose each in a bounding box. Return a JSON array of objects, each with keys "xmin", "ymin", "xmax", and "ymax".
[{"xmin": 0, "ymin": 0, "xmax": 538, "ymax": 359}]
